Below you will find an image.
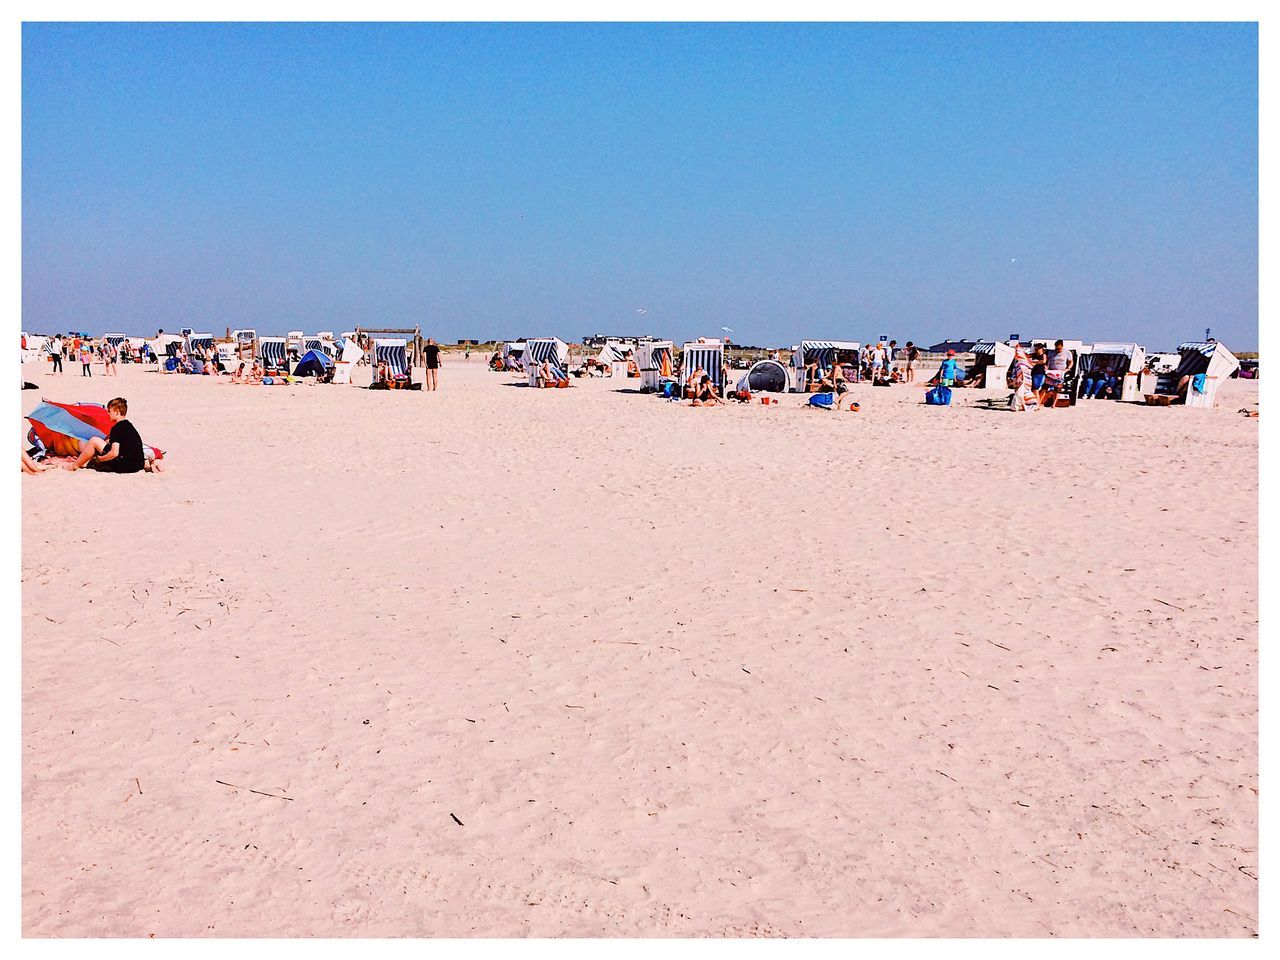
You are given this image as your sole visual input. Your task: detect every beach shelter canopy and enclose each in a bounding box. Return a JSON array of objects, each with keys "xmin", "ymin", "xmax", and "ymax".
[
  {"xmin": 294, "ymin": 349, "xmax": 334, "ymax": 377},
  {"xmin": 739, "ymin": 359, "xmax": 789, "ymax": 393}
]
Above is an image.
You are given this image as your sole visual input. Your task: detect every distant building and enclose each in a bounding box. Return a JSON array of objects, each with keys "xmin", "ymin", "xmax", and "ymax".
[
  {"xmin": 928, "ymin": 339, "xmax": 979, "ymax": 354},
  {"xmin": 582, "ymin": 333, "xmax": 656, "ymax": 348}
]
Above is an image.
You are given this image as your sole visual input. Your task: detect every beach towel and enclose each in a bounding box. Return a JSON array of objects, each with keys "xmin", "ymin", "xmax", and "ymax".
[{"xmin": 1009, "ymin": 345, "xmax": 1040, "ymax": 412}]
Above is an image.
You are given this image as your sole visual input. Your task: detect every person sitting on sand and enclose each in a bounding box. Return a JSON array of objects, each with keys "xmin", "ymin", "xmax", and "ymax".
[
  {"xmin": 689, "ymin": 374, "xmax": 724, "ymax": 406},
  {"xmin": 683, "ymin": 365, "xmax": 705, "ymax": 399},
  {"xmin": 63, "ymin": 397, "xmax": 160, "ymax": 474},
  {"xmin": 247, "ymin": 361, "xmax": 263, "ymax": 383},
  {"xmin": 230, "ymin": 362, "xmax": 246, "ymax": 383},
  {"xmin": 890, "ymin": 366, "xmax": 903, "ymax": 383}
]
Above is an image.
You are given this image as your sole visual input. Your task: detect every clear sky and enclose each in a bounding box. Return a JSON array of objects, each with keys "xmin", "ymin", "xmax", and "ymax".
[{"xmin": 22, "ymin": 22, "xmax": 1258, "ymax": 350}]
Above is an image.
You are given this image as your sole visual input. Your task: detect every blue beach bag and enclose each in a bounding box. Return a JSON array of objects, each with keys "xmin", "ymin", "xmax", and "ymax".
[{"xmin": 925, "ymin": 384, "xmax": 952, "ymax": 406}]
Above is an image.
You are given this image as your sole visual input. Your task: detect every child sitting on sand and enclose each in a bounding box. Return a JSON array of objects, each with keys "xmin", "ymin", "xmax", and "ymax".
[{"xmin": 63, "ymin": 397, "xmax": 162, "ymax": 474}]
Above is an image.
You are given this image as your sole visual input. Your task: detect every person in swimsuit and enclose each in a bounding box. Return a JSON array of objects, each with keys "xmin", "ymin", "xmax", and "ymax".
[{"xmin": 690, "ymin": 374, "xmax": 724, "ymax": 406}]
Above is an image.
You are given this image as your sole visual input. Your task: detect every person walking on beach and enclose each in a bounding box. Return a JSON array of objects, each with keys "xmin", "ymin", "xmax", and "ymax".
[
  {"xmin": 103, "ymin": 339, "xmax": 118, "ymax": 376},
  {"xmin": 423, "ymin": 338, "xmax": 441, "ymax": 391},
  {"xmin": 79, "ymin": 342, "xmax": 93, "ymax": 377},
  {"xmin": 50, "ymin": 335, "xmax": 63, "ymax": 374},
  {"xmin": 464, "ymin": 346, "xmax": 470, "ymax": 363}
]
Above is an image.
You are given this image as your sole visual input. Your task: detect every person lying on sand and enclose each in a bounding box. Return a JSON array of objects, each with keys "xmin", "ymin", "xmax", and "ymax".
[
  {"xmin": 808, "ymin": 391, "xmax": 858, "ymax": 411},
  {"xmin": 63, "ymin": 397, "xmax": 161, "ymax": 474},
  {"xmin": 22, "ymin": 450, "xmax": 56, "ymax": 474}
]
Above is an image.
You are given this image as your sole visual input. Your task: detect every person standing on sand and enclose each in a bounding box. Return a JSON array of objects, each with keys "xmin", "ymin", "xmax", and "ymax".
[
  {"xmin": 904, "ymin": 341, "xmax": 918, "ymax": 382},
  {"xmin": 50, "ymin": 335, "xmax": 63, "ymax": 374},
  {"xmin": 79, "ymin": 343, "xmax": 93, "ymax": 377},
  {"xmin": 424, "ymin": 338, "xmax": 441, "ymax": 391}
]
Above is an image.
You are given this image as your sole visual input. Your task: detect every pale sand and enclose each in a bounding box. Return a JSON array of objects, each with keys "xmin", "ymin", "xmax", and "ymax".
[{"xmin": 21, "ymin": 361, "xmax": 1258, "ymax": 937}]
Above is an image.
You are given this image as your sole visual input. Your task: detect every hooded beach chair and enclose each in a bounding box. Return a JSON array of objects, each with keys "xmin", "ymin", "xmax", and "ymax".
[
  {"xmin": 258, "ymin": 336, "xmax": 288, "ymax": 373},
  {"xmin": 1148, "ymin": 341, "xmax": 1239, "ymax": 408},
  {"xmin": 372, "ymin": 338, "xmax": 420, "ymax": 389},
  {"xmin": 968, "ymin": 340, "xmax": 1015, "ymax": 390},
  {"xmin": 636, "ymin": 340, "xmax": 674, "ymax": 392},
  {"xmin": 187, "ymin": 333, "xmax": 215, "ymax": 357},
  {"xmin": 681, "ymin": 340, "xmax": 726, "ymax": 395},
  {"xmin": 1078, "ymin": 342, "xmax": 1146, "ymax": 401},
  {"xmin": 524, "ymin": 338, "xmax": 570, "ymax": 386},
  {"xmin": 792, "ymin": 340, "xmax": 860, "ymax": 391}
]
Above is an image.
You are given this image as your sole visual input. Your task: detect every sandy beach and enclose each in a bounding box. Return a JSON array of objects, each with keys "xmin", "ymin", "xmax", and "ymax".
[{"xmin": 20, "ymin": 360, "xmax": 1258, "ymax": 937}]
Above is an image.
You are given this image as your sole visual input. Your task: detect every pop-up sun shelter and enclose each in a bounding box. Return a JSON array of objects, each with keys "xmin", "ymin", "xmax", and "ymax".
[
  {"xmin": 636, "ymin": 340, "xmax": 674, "ymax": 391},
  {"xmin": 1148, "ymin": 341, "xmax": 1239, "ymax": 408},
  {"xmin": 967, "ymin": 341, "xmax": 1015, "ymax": 390},
  {"xmin": 792, "ymin": 340, "xmax": 860, "ymax": 391},
  {"xmin": 1078, "ymin": 342, "xmax": 1146, "ymax": 402},
  {"xmin": 525, "ymin": 338, "xmax": 569, "ymax": 386},
  {"xmin": 26, "ymin": 400, "xmax": 164, "ymax": 461},
  {"xmin": 293, "ymin": 349, "xmax": 334, "ymax": 378},
  {"xmin": 737, "ymin": 359, "xmax": 790, "ymax": 393},
  {"xmin": 681, "ymin": 340, "xmax": 726, "ymax": 391}
]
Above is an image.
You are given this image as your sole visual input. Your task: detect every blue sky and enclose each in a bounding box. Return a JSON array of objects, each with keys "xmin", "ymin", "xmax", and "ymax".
[{"xmin": 22, "ymin": 22, "xmax": 1258, "ymax": 349}]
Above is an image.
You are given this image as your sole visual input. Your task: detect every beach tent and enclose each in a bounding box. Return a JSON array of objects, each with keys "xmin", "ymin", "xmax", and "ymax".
[
  {"xmin": 636, "ymin": 340, "xmax": 674, "ymax": 392},
  {"xmin": 26, "ymin": 400, "xmax": 164, "ymax": 461},
  {"xmin": 1148, "ymin": 341, "xmax": 1239, "ymax": 408},
  {"xmin": 792, "ymin": 340, "xmax": 860, "ymax": 392},
  {"xmin": 1077, "ymin": 342, "xmax": 1146, "ymax": 401},
  {"xmin": 525, "ymin": 338, "xmax": 570, "ymax": 386},
  {"xmin": 682, "ymin": 340, "xmax": 726, "ymax": 391},
  {"xmin": 737, "ymin": 359, "xmax": 790, "ymax": 394},
  {"xmin": 966, "ymin": 341, "xmax": 1016, "ymax": 390},
  {"xmin": 293, "ymin": 349, "xmax": 334, "ymax": 378},
  {"xmin": 258, "ymin": 336, "xmax": 288, "ymax": 372}
]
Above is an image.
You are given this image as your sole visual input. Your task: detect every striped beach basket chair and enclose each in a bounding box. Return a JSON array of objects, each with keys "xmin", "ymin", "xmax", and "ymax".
[
  {"xmin": 258, "ymin": 336, "xmax": 288, "ymax": 373},
  {"xmin": 524, "ymin": 338, "xmax": 569, "ymax": 386}
]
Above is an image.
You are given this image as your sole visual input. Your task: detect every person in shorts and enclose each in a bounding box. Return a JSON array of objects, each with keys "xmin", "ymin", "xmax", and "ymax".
[
  {"xmin": 64, "ymin": 397, "xmax": 159, "ymax": 473},
  {"xmin": 904, "ymin": 341, "xmax": 918, "ymax": 382},
  {"xmin": 423, "ymin": 338, "xmax": 441, "ymax": 391}
]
